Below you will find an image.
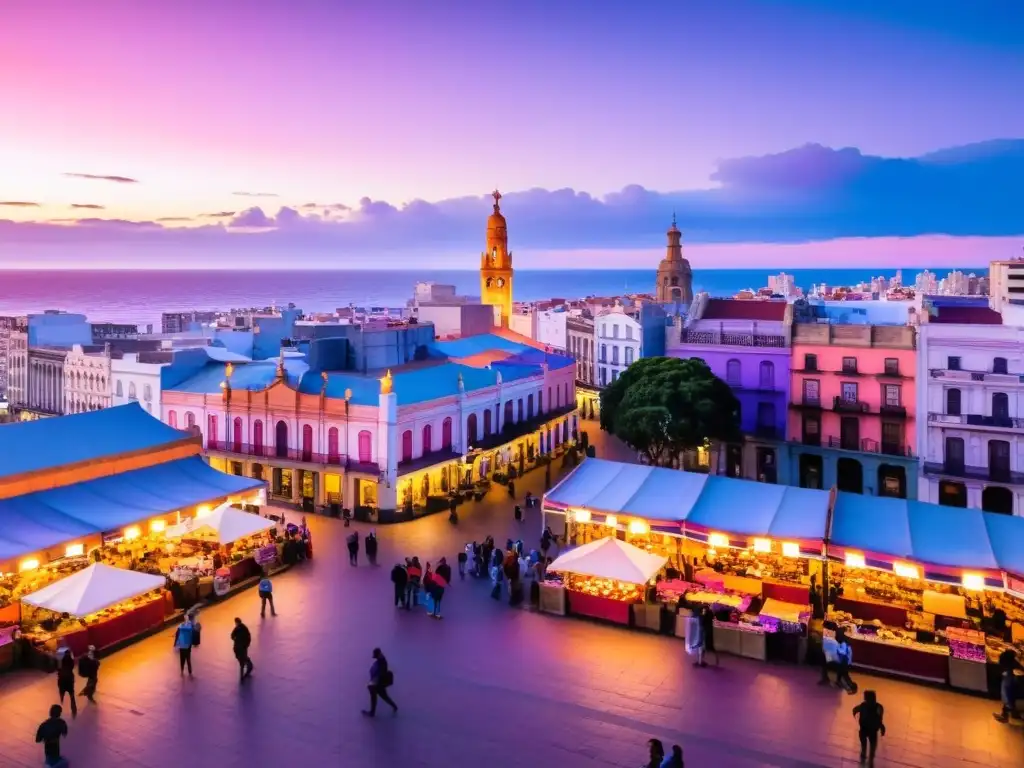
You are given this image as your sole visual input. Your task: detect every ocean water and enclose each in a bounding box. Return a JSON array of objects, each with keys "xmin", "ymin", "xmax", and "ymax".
[{"xmin": 0, "ymin": 268, "xmax": 981, "ymax": 326}]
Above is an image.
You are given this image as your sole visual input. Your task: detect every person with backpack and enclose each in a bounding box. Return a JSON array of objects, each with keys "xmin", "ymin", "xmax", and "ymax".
[
  {"xmin": 362, "ymin": 647, "xmax": 398, "ymax": 717},
  {"xmin": 56, "ymin": 648, "xmax": 77, "ymax": 717},
  {"xmin": 852, "ymin": 690, "xmax": 885, "ymax": 764},
  {"xmin": 78, "ymin": 645, "xmax": 100, "ymax": 702},
  {"xmin": 174, "ymin": 611, "xmax": 201, "ymax": 676},
  {"xmin": 835, "ymin": 628, "xmax": 857, "ymax": 693},
  {"xmin": 258, "ymin": 574, "xmax": 276, "ymax": 618}
]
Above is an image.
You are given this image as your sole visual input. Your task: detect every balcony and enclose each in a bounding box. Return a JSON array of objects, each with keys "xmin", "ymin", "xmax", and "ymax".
[
  {"xmin": 469, "ymin": 403, "xmax": 578, "ymax": 452},
  {"xmin": 819, "ymin": 436, "xmax": 914, "ymax": 457},
  {"xmin": 206, "ymin": 440, "xmax": 348, "ymax": 466},
  {"xmin": 930, "ymin": 369, "xmax": 1024, "ymax": 385},
  {"xmin": 792, "ymin": 395, "xmax": 822, "ymax": 410},
  {"xmin": 838, "ymin": 366, "xmax": 862, "ymax": 377},
  {"xmin": 923, "ymin": 461, "xmax": 1024, "ymax": 484},
  {"xmin": 679, "ymin": 330, "xmax": 787, "ymax": 348},
  {"xmin": 877, "ymin": 367, "xmax": 910, "ymax": 380},
  {"xmin": 833, "ymin": 396, "xmax": 869, "ymax": 413},
  {"xmin": 879, "ymin": 403, "xmax": 908, "ymax": 419},
  {"xmin": 927, "ymin": 412, "xmax": 1024, "ymax": 431}
]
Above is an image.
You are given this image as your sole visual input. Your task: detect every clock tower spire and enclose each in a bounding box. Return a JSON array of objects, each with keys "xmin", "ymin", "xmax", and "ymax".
[{"xmin": 480, "ymin": 189, "xmax": 514, "ymax": 327}]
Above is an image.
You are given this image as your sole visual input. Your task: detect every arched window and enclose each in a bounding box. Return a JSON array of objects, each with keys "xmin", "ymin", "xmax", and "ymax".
[
  {"xmin": 185, "ymin": 411, "xmax": 195, "ymax": 429},
  {"xmin": 167, "ymin": 410, "xmax": 178, "ymax": 428},
  {"xmin": 538, "ymin": 390, "xmax": 543, "ymax": 413},
  {"xmin": 402, "ymin": 430, "xmax": 413, "ymax": 462},
  {"xmin": 207, "ymin": 414, "xmax": 218, "ymax": 449},
  {"xmin": 993, "ymin": 392, "xmax": 1010, "ymax": 420},
  {"xmin": 233, "ymin": 417, "xmax": 243, "ymax": 452},
  {"xmin": 759, "ymin": 361, "xmax": 775, "ymax": 389},
  {"xmin": 726, "ymin": 359, "xmax": 741, "ymax": 386},
  {"xmin": 327, "ymin": 427, "xmax": 340, "ymax": 461},
  {"xmin": 946, "ymin": 388, "xmax": 962, "ymax": 416},
  {"xmin": 503, "ymin": 400, "xmax": 513, "ymax": 426},
  {"xmin": 466, "ymin": 413, "xmax": 478, "ymax": 444},
  {"xmin": 115, "ymin": 380, "xmax": 123, "ymax": 397},
  {"xmin": 302, "ymin": 424, "xmax": 314, "ymax": 462},
  {"xmin": 275, "ymin": 420, "xmax": 289, "ymax": 458},
  {"xmin": 129, "ymin": 382, "xmax": 137, "ymax": 400},
  {"xmin": 517, "ymin": 399, "xmax": 524, "ymax": 422},
  {"xmin": 422, "ymin": 424, "xmax": 433, "ymax": 454},
  {"xmin": 483, "ymin": 408, "xmax": 492, "ymax": 436},
  {"xmin": 442, "ymin": 417, "xmax": 453, "ymax": 449},
  {"xmin": 253, "ymin": 420, "xmax": 264, "ymax": 456},
  {"xmin": 358, "ymin": 430, "xmax": 372, "ymax": 464},
  {"xmin": 527, "ymin": 394, "xmax": 534, "ymax": 419},
  {"xmin": 143, "ymin": 384, "xmax": 152, "ymax": 401}
]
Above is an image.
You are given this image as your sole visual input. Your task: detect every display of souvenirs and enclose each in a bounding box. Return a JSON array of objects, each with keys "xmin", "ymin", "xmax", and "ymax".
[
  {"xmin": 564, "ymin": 575, "xmax": 642, "ymax": 602},
  {"xmin": 704, "ymin": 548, "xmax": 808, "ymax": 586},
  {"xmin": 947, "ymin": 627, "xmax": 986, "ymax": 663}
]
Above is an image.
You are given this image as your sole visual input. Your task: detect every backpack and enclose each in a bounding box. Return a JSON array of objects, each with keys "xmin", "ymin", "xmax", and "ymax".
[
  {"xmin": 381, "ymin": 667, "xmax": 394, "ymax": 687},
  {"xmin": 191, "ymin": 625, "xmax": 202, "ymax": 647}
]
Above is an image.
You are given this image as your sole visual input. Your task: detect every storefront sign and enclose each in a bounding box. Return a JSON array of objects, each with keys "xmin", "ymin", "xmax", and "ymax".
[{"xmin": 255, "ymin": 544, "xmax": 278, "ymax": 566}]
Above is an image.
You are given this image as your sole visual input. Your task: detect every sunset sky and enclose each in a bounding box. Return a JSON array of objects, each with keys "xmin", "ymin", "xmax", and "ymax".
[{"xmin": 0, "ymin": 0, "xmax": 1021, "ymax": 268}]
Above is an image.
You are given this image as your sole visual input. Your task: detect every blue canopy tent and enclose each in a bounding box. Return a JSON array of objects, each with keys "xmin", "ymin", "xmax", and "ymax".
[
  {"xmin": 828, "ymin": 493, "xmax": 914, "ymax": 564},
  {"xmin": 983, "ymin": 513, "xmax": 1024, "ymax": 578}
]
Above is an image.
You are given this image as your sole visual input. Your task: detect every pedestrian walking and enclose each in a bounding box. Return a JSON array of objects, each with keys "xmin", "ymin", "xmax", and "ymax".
[
  {"xmin": 508, "ymin": 479, "xmax": 516, "ymax": 499},
  {"xmin": 362, "ymin": 647, "xmax": 398, "ymax": 717},
  {"xmin": 699, "ymin": 606, "xmax": 719, "ymax": 666},
  {"xmin": 405, "ymin": 557, "xmax": 422, "ymax": 609},
  {"xmin": 347, "ymin": 531, "xmax": 360, "ymax": 566},
  {"xmin": 852, "ymin": 690, "xmax": 885, "ymax": 765},
  {"xmin": 258, "ymin": 573, "xmax": 276, "ymax": 617},
  {"xmin": 661, "ymin": 744, "xmax": 685, "ymax": 767},
  {"xmin": 231, "ymin": 618, "xmax": 254, "ymax": 682},
  {"xmin": 513, "ymin": 504, "xmax": 522, "ymax": 522},
  {"xmin": 457, "ymin": 546, "xmax": 468, "ymax": 580},
  {"xmin": 365, "ymin": 530, "xmax": 378, "ymax": 566},
  {"xmin": 644, "ymin": 738, "xmax": 666, "ymax": 768},
  {"xmin": 834, "ymin": 628, "xmax": 857, "ymax": 694},
  {"xmin": 35, "ymin": 704, "xmax": 69, "ymax": 768},
  {"xmin": 173, "ymin": 612, "xmax": 199, "ymax": 676},
  {"xmin": 432, "ymin": 557, "xmax": 451, "ymax": 618},
  {"xmin": 391, "ymin": 561, "xmax": 409, "ymax": 608},
  {"xmin": 78, "ymin": 645, "xmax": 100, "ymax": 702},
  {"xmin": 993, "ymin": 648, "xmax": 1022, "ymax": 722},
  {"xmin": 56, "ymin": 649, "xmax": 77, "ymax": 718}
]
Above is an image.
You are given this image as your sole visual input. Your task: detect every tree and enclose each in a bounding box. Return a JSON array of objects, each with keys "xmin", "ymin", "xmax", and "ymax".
[{"xmin": 599, "ymin": 356, "xmax": 741, "ymax": 466}]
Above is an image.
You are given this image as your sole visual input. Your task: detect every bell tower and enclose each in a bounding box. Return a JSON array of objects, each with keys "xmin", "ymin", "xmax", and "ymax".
[{"xmin": 480, "ymin": 189, "xmax": 514, "ymax": 327}]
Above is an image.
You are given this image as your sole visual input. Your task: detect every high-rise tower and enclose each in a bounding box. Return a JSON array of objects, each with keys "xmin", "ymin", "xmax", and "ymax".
[{"xmin": 480, "ymin": 189, "xmax": 514, "ymax": 326}]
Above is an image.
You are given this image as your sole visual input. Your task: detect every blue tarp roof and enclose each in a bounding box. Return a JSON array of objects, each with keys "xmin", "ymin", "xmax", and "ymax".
[
  {"xmin": 432, "ymin": 333, "xmax": 532, "ymax": 358},
  {"xmin": 0, "ymin": 403, "xmax": 190, "ymax": 480},
  {"xmin": 686, "ymin": 478, "xmax": 830, "ymax": 540},
  {"xmin": 984, "ymin": 514, "xmax": 1024, "ymax": 576},
  {"xmin": 170, "ymin": 359, "xmax": 308, "ymax": 394},
  {"xmin": 0, "ymin": 457, "xmax": 262, "ymax": 560},
  {"xmin": 829, "ymin": 494, "xmax": 913, "ymax": 560}
]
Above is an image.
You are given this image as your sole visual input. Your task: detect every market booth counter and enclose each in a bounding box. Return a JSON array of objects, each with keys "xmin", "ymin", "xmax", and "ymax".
[
  {"xmin": 544, "ymin": 537, "xmax": 668, "ymax": 627},
  {"xmin": 19, "ymin": 564, "xmax": 168, "ymax": 660}
]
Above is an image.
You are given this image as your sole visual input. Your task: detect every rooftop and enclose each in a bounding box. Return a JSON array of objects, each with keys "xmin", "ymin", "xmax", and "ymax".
[
  {"xmin": 703, "ymin": 299, "xmax": 788, "ymax": 322},
  {"xmin": 929, "ymin": 306, "xmax": 1002, "ymax": 325}
]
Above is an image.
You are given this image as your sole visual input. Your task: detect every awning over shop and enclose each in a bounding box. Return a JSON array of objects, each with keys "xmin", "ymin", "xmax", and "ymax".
[
  {"xmin": 830, "ymin": 493, "xmax": 999, "ymax": 570},
  {"xmin": 0, "ymin": 457, "xmax": 263, "ymax": 560},
  {"xmin": 165, "ymin": 502, "xmax": 273, "ymax": 544},
  {"xmin": 21, "ymin": 563, "xmax": 165, "ymax": 617},
  {"xmin": 685, "ymin": 477, "xmax": 830, "ymax": 540},
  {"xmin": 543, "ymin": 458, "xmax": 706, "ymax": 522},
  {"xmin": 983, "ymin": 513, "xmax": 1024, "ymax": 576},
  {"xmin": 547, "ymin": 537, "xmax": 667, "ymax": 584}
]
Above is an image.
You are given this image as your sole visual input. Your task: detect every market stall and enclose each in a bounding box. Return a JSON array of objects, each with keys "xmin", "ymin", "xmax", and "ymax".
[
  {"xmin": 544, "ymin": 537, "xmax": 667, "ymax": 626},
  {"xmin": 20, "ymin": 564, "xmax": 168, "ymax": 657}
]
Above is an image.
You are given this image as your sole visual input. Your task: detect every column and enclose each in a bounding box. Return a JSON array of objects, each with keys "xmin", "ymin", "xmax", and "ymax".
[
  {"xmin": 377, "ymin": 388, "xmax": 398, "ymax": 510},
  {"xmin": 291, "ymin": 469, "xmax": 301, "ymax": 504}
]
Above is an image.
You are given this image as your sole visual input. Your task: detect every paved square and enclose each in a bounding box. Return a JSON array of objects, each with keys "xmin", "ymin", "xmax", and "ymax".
[{"xmin": 1, "ymin": 437, "xmax": 1021, "ymax": 767}]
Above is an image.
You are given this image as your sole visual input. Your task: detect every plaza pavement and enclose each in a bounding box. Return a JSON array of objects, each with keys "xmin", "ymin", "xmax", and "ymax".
[{"xmin": 0, "ymin": 423, "xmax": 1020, "ymax": 767}]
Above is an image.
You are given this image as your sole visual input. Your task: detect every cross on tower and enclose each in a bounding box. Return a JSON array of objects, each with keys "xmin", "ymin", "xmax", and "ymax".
[{"xmin": 492, "ymin": 189, "xmax": 502, "ymax": 210}]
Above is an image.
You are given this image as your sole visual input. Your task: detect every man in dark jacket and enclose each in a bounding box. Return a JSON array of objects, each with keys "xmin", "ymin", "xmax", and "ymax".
[
  {"xmin": 432, "ymin": 558, "xmax": 452, "ymax": 619},
  {"xmin": 231, "ymin": 617, "xmax": 254, "ymax": 682},
  {"xmin": 390, "ymin": 562, "xmax": 408, "ymax": 608},
  {"xmin": 78, "ymin": 645, "xmax": 100, "ymax": 702},
  {"xmin": 365, "ymin": 531, "xmax": 378, "ymax": 566}
]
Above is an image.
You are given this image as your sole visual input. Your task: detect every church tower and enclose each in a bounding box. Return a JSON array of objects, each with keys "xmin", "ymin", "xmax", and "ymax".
[
  {"xmin": 655, "ymin": 214, "xmax": 693, "ymax": 306},
  {"xmin": 480, "ymin": 189, "xmax": 514, "ymax": 327}
]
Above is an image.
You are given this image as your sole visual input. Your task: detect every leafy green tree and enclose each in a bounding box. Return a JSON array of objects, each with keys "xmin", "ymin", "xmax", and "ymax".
[{"xmin": 599, "ymin": 356, "xmax": 741, "ymax": 466}]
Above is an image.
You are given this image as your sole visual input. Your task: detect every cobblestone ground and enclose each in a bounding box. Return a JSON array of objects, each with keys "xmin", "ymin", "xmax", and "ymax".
[{"xmin": 1, "ymin": 424, "xmax": 1021, "ymax": 767}]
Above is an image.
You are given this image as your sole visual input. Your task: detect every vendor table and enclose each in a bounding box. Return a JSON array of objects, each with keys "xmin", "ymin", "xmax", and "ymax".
[
  {"xmin": 948, "ymin": 657, "xmax": 988, "ymax": 693},
  {"xmin": 538, "ymin": 584, "xmax": 566, "ymax": 616},
  {"xmin": 568, "ymin": 591, "xmax": 633, "ymax": 625},
  {"xmin": 712, "ymin": 623, "xmax": 766, "ymax": 661},
  {"xmin": 847, "ymin": 634, "xmax": 948, "ymax": 684},
  {"xmin": 632, "ymin": 603, "xmax": 663, "ymax": 632},
  {"xmin": 762, "ymin": 581, "xmax": 807, "ymax": 605},
  {"xmin": 87, "ymin": 598, "xmax": 166, "ymax": 652},
  {"xmin": 834, "ymin": 596, "xmax": 908, "ymax": 628},
  {"xmin": 228, "ymin": 557, "xmax": 261, "ymax": 583}
]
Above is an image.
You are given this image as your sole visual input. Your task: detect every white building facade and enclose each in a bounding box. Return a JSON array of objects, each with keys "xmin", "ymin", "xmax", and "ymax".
[
  {"xmin": 111, "ymin": 353, "xmax": 167, "ymax": 416},
  {"xmin": 917, "ymin": 322, "xmax": 1024, "ymax": 515},
  {"xmin": 535, "ymin": 309, "xmax": 568, "ymax": 353},
  {"xmin": 63, "ymin": 345, "xmax": 112, "ymax": 414},
  {"xmin": 595, "ymin": 307, "xmax": 642, "ymax": 387}
]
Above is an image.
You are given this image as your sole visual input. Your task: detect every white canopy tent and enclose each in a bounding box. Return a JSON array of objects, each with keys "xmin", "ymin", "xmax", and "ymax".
[
  {"xmin": 547, "ymin": 537, "xmax": 667, "ymax": 584},
  {"xmin": 21, "ymin": 563, "xmax": 165, "ymax": 618},
  {"xmin": 165, "ymin": 502, "xmax": 274, "ymax": 544}
]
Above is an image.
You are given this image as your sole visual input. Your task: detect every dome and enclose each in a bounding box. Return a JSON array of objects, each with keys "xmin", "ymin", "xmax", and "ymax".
[{"xmin": 487, "ymin": 210, "xmax": 507, "ymax": 229}]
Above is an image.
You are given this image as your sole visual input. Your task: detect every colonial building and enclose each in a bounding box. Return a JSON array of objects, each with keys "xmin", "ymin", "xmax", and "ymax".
[
  {"xmin": 594, "ymin": 303, "xmax": 666, "ymax": 388},
  {"xmin": 667, "ymin": 295, "xmax": 792, "ymax": 483},
  {"xmin": 567, "ymin": 316, "xmax": 595, "ymax": 386},
  {"xmin": 63, "ymin": 345, "xmax": 112, "ymax": 414},
  {"xmin": 654, "ymin": 215, "xmax": 693, "ymax": 306},
  {"xmin": 480, "ymin": 190, "xmax": 514, "ymax": 327},
  {"xmin": 788, "ymin": 321, "xmax": 918, "ymax": 498},
  {"xmin": 917, "ymin": 305, "xmax": 1023, "ymax": 515}
]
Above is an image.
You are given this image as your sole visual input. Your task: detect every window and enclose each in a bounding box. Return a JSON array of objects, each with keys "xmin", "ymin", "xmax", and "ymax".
[
  {"xmin": 802, "ymin": 415, "xmax": 820, "ymax": 445},
  {"xmin": 989, "ymin": 440, "xmax": 1011, "ymax": 480},
  {"xmin": 185, "ymin": 411, "xmax": 195, "ymax": 429},
  {"xmin": 759, "ymin": 361, "xmax": 774, "ymax": 389},
  {"xmin": 517, "ymin": 399, "xmax": 524, "ymax": 422},
  {"xmin": 883, "ymin": 385, "xmax": 901, "ymax": 407},
  {"xmin": 612, "ymin": 370, "xmax": 619, "ymax": 382},
  {"xmin": 422, "ymin": 424, "xmax": 433, "ymax": 453},
  {"xmin": 115, "ymin": 380, "xmax": 123, "ymax": 397},
  {"xmin": 948, "ymin": 356, "xmax": 961, "ymax": 371},
  {"xmin": 612, "ymin": 347, "xmax": 619, "ymax": 365},
  {"xmin": 253, "ymin": 420, "xmax": 264, "ymax": 455},
  {"xmin": 612, "ymin": 325, "xmax": 620, "ymax": 339},
  {"xmin": 167, "ymin": 410, "xmax": 178, "ymax": 428},
  {"xmin": 466, "ymin": 413, "xmax": 478, "ymax": 442},
  {"xmin": 726, "ymin": 359, "xmax": 741, "ymax": 386},
  {"xmin": 483, "ymin": 408, "xmax": 493, "ymax": 436},
  {"xmin": 841, "ymin": 382, "xmax": 858, "ymax": 402},
  {"xmin": 944, "ymin": 436, "xmax": 965, "ymax": 472},
  {"xmin": 802, "ymin": 379, "xmax": 820, "ymax": 404},
  {"xmin": 233, "ymin": 417, "xmax": 243, "ymax": 451},
  {"xmin": 625, "ymin": 325, "xmax": 634, "ymax": 340},
  {"xmin": 207, "ymin": 414, "xmax": 218, "ymax": 447},
  {"xmin": 503, "ymin": 400, "xmax": 513, "ymax": 426},
  {"xmin": 441, "ymin": 418, "xmax": 452, "ymax": 449},
  {"xmin": 994, "ymin": 357, "xmax": 1008, "ymax": 374},
  {"xmin": 527, "ymin": 395, "xmax": 534, "ymax": 419},
  {"xmin": 756, "ymin": 402, "xmax": 775, "ymax": 428},
  {"xmin": 599, "ymin": 368, "xmax": 607, "ymax": 386},
  {"xmin": 946, "ymin": 388, "xmax": 962, "ymax": 416},
  {"xmin": 804, "ymin": 354, "xmax": 817, "ymax": 371},
  {"xmin": 882, "ymin": 422, "xmax": 902, "ymax": 452},
  {"xmin": 600, "ymin": 344, "xmax": 607, "ymax": 363},
  {"xmin": 993, "ymin": 392, "xmax": 1010, "ymax": 420},
  {"xmin": 538, "ymin": 390, "xmax": 543, "ymax": 413},
  {"xmin": 841, "ymin": 357, "xmax": 858, "ymax": 374},
  {"xmin": 143, "ymin": 384, "xmax": 152, "ymax": 401},
  {"xmin": 358, "ymin": 430, "xmax": 372, "ymax": 463},
  {"xmin": 401, "ymin": 430, "xmax": 413, "ymax": 463},
  {"xmin": 128, "ymin": 382, "xmax": 137, "ymax": 400},
  {"xmin": 301, "ymin": 424, "xmax": 313, "ymax": 461},
  {"xmin": 625, "ymin": 347, "xmax": 634, "ymax": 365},
  {"xmin": 275, "ymin": 420, "xmax": 288, "ymax": 458},
  {"xmin": 884, "ymin": 358, "xmax": 899, "ymax": 376},
  {"xmin": 840, "ymin": 417, "xmax": 859, "ymax": 451}
]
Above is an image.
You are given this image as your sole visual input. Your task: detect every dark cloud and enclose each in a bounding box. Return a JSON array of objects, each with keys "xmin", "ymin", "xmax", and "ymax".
[
  {"xmin": 301, "ymin": 202, "xmax": 351, "ymax": 211},
  {"xmin": 70, "ymin": 203, "xmax": 105, "ymax": 210},
  {"xmin": 0, "ymin": 201, "xmax": 40, "ymax": 207},
  {"xmin": 232, "ymin": 191, "xmax": 278, "ymax": 198},
  {"xmin": 73, "ymin": 218, "xmax": 161, "ymax": 228},
  {"xmin": 3, "ymin": 139, "xmax": 1020, "ymax": 252},
  {"xmin": 156, "ymin": 216, "xmax": 193, "ymax": 222},
  {"xmin": 63, "ymin": 173, "xmax": 139, "ymax": 184},
  {"xmin": 199, "ymin": 211, "xmax": 236, "ymax": 218}
]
